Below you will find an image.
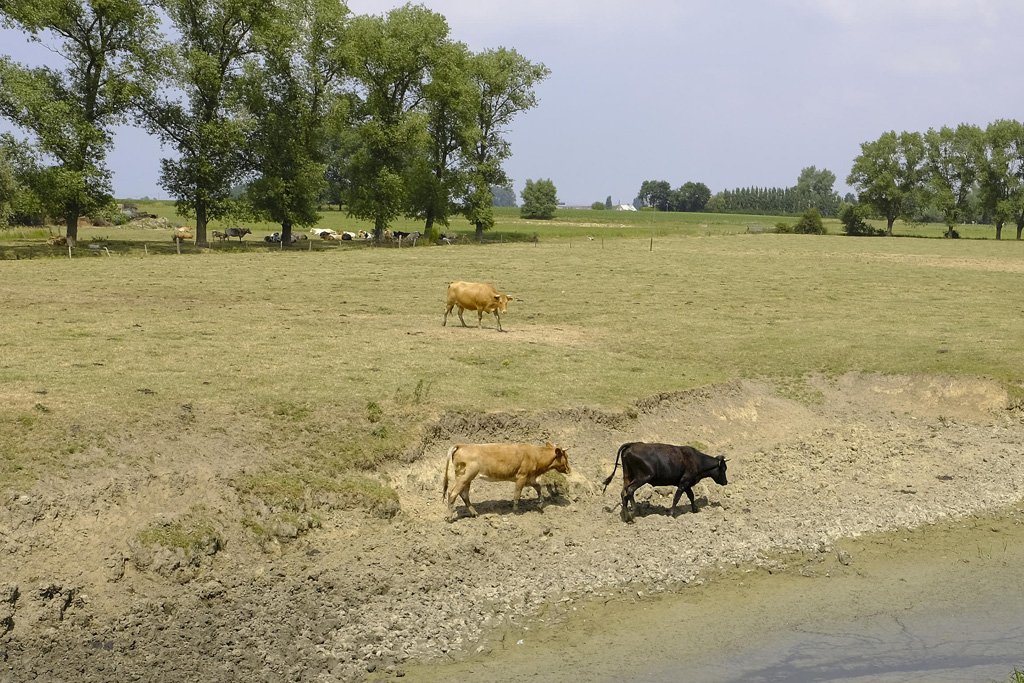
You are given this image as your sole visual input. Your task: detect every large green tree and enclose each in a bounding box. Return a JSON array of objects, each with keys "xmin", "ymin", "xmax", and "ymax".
[
  {"xmin": 849, "ymin": 132, "xmax": 927, "ymax": 234},
  {"xmin": 242, "ymin": 0, "xmax": 349, "ymax": 245},
  {"xmin": 342, "ymin": 3, "xmax": 448, "ymax": 241},
  {"xmin": 139, "ymin": 0, "xmax": 274, "ymax": 246},
  {"xmin": 407, "ymin": 38, "xmax": 475, "ymax": 241},
  {"xmin": 671, "ymin": 181, "xmax": 711, "ymax": 212},
  {"xmin": 977, "ymin": 119, "xmax": 1024, "ymax": 241},
  {"xmin": 0, "ymin": 0, "xmax": 158, "ymax": 245},
  {"xmin": 847, "ymin": 131, "xmax": 927, "ymax": 236},
  {"xmin": 462, "ymin": 47, "xmax": 549, "ymax": 241},
  {"xmin": 924, "ymin": 124, "xmax": 983, "ymax": 238},
  {"xmin": 792, "ymin": 166, "xmax": 841, "ymax": 217},
  {"xmin": 638, "ymin": 179, "xmax": 671, "ymax": 211}
]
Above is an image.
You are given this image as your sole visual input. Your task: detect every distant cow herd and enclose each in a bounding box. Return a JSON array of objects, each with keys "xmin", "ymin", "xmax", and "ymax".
[{"xmin": 170, "ymin": 226, "xmax": 429, "ymax": 244}]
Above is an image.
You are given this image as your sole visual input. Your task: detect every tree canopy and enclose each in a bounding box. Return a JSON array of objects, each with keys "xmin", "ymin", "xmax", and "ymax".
[
  {"xmin": 1, "ymin": 0, "xmax": 548, "ymax": 243},
  {"xmin": 0, "ymin": 0, "xmax": 159, "ymax": 244}
]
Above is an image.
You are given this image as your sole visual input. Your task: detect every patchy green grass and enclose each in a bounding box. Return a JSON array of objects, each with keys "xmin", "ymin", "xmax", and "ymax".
[{"xmin": 137, "ymin": 508, "xmax": 222, "ymax": 556}]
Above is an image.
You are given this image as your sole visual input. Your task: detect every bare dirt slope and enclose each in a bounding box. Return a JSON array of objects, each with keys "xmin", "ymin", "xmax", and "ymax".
[{"xmin": 2, "ymin": 373, "xmax": 1023, "ymax": 682}]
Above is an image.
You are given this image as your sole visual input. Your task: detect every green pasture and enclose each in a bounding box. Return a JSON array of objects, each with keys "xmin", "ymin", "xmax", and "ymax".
[
  {"xmin": 2, "ymin": 202, "xmax": 1013, "ymax": 261},
  {"xmin": 2, "ymin": 219, "xmax": 1023, "ymax": 511}
]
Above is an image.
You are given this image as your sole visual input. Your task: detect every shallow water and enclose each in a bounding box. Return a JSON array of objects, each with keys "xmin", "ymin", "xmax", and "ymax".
[
  {"xmin": 392, "ymin": 505, "xmax": 1024, "ymax": 683},
  {"xmin": 640, "ymin": 592, "xmax": 1024, "ymax": 683}
]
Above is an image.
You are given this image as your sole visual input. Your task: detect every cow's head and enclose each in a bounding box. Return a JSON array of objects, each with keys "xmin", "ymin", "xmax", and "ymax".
[
  {"xmin": 547, "ymin": 443, "xmax": 571, "ymax": 475},
  {"xmin": 710, "ymin": 455, "xmax": 728, "ymax": 486},
  {"xmin": 493, "ymin": 293, "xmax": 512, "ymax": 313}
]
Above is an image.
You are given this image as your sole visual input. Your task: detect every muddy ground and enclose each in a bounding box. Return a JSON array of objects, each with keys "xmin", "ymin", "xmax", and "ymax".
[{"xmin": 2, "ymin": 373, "xmax": 1023, "ymax": 682}]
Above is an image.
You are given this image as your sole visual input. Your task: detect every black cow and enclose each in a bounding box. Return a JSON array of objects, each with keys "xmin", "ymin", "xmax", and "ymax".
[
  {"xmin": 602, "ymin": 442, "xmax": 728, "ymax": 522},
  {"xmin": 225, "ymin": 227, "xmax": 251, "ymax": 242}
]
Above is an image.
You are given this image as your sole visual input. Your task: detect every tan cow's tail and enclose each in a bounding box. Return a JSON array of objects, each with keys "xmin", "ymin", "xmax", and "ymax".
[
  {"xmin": 442, "ymin": 445, "xmax": 459, "ymax": 501},
  {"xmin": 602, "ymin": 442, "xmax": 631, "ymax": 492}
]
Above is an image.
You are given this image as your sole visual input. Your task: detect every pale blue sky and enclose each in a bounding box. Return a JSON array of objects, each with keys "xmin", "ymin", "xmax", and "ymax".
[{"xmin": 3, "ymin": 0, "xmax": 1024, "ymax": 206}]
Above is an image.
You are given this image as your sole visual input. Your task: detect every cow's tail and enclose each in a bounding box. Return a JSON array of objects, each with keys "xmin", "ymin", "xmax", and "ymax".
[
  {"xmin": 602, "ymin": 443, "xmax": 630, "ymax": 492},
  {"xmin": 442, "ymin": 445, "xmax": 458, "ymax": 502}
]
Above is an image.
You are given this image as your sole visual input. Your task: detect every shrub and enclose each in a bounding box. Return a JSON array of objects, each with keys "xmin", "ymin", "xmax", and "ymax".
[
  {"xmin": 793, "ymin": 208, "xmax": 826, "ymax": 234},
  {"xmin": 775, "ymin": 221, "xmax": 794, "ymax": 233},
  {"xmin": 839, "ymin": 203, "xmax": 883, "ymax": 236},
  {"xmin": 591, "ymin": 201, "xmax": 605, "ymax": 210}
]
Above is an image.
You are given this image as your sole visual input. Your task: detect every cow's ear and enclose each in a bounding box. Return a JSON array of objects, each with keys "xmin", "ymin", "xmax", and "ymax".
[
  {"xmin": 506, "ymin": 296, "xmax": 514, "ymax": 301},
  {"xmin": 545, "ymin": 441, "xmax": 552, "ymax": 447},
  {"xmin": 493, "ymin": 294, "xmax": 501, "ymax": 300},
  {"xmin": 556, "ymin": 447, "xmax": 566, "ymax": 457}
]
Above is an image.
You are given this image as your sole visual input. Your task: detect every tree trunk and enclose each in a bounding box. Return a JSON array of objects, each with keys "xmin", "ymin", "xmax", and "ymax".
[
  {"xmin": 886, "ymin": 216, "xmax": 895, "ymax": 237},
  {"xmin": 995, "ymin": 221, "xmax": 1003, "ymax": 240},
  {"xmin": 424, "ymin": 209, "xmax": 436, "ymax": 242},
  {"xmin": 65, "ymin": 209, "xmax": 79, "ymax": 247},
  {"xmin": 195, "ymin": 203, "xmax": 208, "ymax": 247},
  {"xmin": 281, "ymin": 219, "xmax": 292, "ymax": 248},
  {"xmin": 475, "ymin": 221, "xmax": 484, "ymax": 242},
  {"xmin": 375, "ymin": 216, "xmax": 385, "ymax": 245},
  {"xmin": 1017, "ymin": 224, "xmax": 1023, "ymax": 240}
]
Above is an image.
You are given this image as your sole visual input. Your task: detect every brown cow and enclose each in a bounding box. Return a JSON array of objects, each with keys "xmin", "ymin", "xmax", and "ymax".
[
  {"xmin": 443, "ymin": 281, "xmax": 513, "ymax": 332},
  {"xmin": 442, "ymin": 442, "xmax": 571, "ymax": 521}
]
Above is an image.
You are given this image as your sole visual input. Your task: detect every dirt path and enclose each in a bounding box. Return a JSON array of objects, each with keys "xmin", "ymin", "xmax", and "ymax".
[{"xmin": 2, "ymin": 374, "xmax": 1023, "ymax": 682}]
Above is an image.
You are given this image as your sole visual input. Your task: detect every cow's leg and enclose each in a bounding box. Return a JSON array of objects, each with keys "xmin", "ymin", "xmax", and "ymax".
[
  {"xmin": 671, "ymin": 487, "xmax": 686, "ymax": 517},
  {"xmin": 494, "ymin": 311, "xmax": 503, "ymax": 332},
  {"xmin": 460, "ymin": 486, "xmax": 478, "ymax": 517},
  {"xmin": 443, "ymin": 304, "xmax": 454, "ymax": 326},
  {"xmin": 447, "ymin": 467, "xmax": 479, "ymax": 520},
  {"xmin": 512, "ymin": 478, "xmax": 528, "ymax": 512},
  {"xmin": 446, "ymin": 479, "xmax": 465, "ymax": 521},
  {"xmin": 621, "ymin": 475, "xmax": 650, "ymax": 523},
  {"xmin": 529, "ymin": 478, "xmax": 544, "ymax": 510},
  {"xmin": 618, "ymin": 479, "xmax": 643, "ymax": 520},
  {"xmin": 457, "ymin": 307, "xmax": 468, "ymax": 327},
  {"xmin": 477, "ymin": 310, "xmax": 484, "ymax": 328},
  {"xmin": 685, "ymin": 486, "xmax": 698, "ymax": 513}
]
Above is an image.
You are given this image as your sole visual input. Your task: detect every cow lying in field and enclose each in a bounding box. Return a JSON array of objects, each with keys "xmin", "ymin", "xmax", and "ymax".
[
  {"xmin": 603, "ymin": 442, "xmax": 728, "ymax": 522},
  {"xmin": 172, "ymin": 226, "xmax": 193, "ymax": 242},
  {"xmin": 443, "ymin": 281, "xmax": 513, "ymax": 332},
  {"xmin": 442, "ymin": 442, "xmax": 571, "ymax": 521}
]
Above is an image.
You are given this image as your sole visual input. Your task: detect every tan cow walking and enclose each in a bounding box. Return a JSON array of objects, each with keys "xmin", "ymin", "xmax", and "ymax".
[
  {"xmin": 443, "ymin": 281, "xmax": 513, "ymax": 331},
  {"xmin": 442, "ymin": 442, "xmax": 571, "ymax": 521}
]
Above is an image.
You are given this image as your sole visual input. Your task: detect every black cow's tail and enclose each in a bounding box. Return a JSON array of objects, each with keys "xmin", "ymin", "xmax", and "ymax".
[{"xmin": 602, "ymin": 443, "xmax": 631, "ymax": 492}]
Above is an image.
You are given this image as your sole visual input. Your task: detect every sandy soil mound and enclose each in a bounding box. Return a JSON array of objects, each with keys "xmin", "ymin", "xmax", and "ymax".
[{"xmin": 2, "ymin": 373, "xmax": 1022, "ymax": 682}]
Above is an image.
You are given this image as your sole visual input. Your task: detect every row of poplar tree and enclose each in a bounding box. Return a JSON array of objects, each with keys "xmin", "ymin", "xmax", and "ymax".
[
  {"xmin": 847, "ymin": 121, "xmax": 1024, "ymax": 239},
  {"xmin": 634, "ymin": 167, "xmax": 847, "ymax": 218},
  {"xmin": 0, "ymin": 0, "xmax": 548, "ymax": 245}
]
